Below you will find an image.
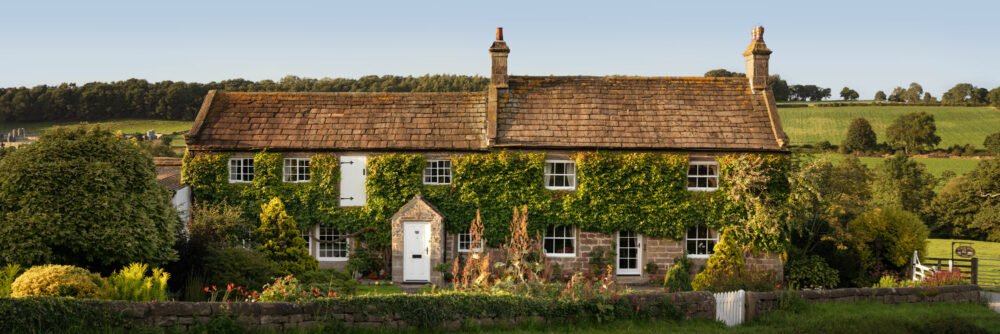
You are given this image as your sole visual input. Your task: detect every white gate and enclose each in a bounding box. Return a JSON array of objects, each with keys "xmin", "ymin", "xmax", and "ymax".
[{"xmin": 714, "ymin": 289, "xmax": 745, "ymax": 326}]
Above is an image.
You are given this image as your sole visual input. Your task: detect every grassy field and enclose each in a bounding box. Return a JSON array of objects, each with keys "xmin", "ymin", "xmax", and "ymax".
[
  {"xmin": 803, "ymin": 153, "xmax": 984, "ymax": 180},
  {"xmin": 927, "ymin": 238, "xmax": 1000, "ymax": 259},
  {"xmin": 0, "ymin": 119, "xmax": 193, "ymax": 147},
  {"xmin": 779, "ymin": 105, "xmax": 1000, "ymax": 148}
]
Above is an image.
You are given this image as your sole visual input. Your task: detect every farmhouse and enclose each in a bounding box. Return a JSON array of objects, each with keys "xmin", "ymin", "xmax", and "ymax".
[{"xmin": 183, "ymin": 27, "xmax": 789, "ymax": 285}]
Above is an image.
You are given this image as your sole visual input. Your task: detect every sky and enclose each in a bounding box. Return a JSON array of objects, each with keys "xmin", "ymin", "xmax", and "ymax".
[{"xmin": 1, "ymin": 0, "xmax": 998, "ymax": 99}]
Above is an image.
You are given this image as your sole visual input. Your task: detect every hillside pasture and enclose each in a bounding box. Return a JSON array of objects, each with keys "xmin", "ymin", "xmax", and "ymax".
[
  {"xmin": 802, "ymin": 153, "xmax": 984, "ymax": 181},
  {"xmin": 927, "ymin": 238, "xmax": 1000, "ymax": 259},
  {"xmin": 0, "ymin": 119, "xmax": 193, "ymax": 147},
  {"xmin": 779, "ymin": 105, "xmax": 1000, "ymax": 148}
]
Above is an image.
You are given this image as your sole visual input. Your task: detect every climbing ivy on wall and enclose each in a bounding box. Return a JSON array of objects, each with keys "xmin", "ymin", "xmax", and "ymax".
[{"xmin": 182, "ymin": 151, "xmax": 789, "ymax": 252}]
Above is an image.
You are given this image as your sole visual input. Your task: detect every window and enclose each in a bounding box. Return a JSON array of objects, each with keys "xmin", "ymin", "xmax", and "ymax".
[
  {"xmin": 686, "ymin": 225, "xmax": 719, "ymax": 258},
  {"xmin": 687, "ymin": 161, "xmax": 719, "ymax": 191},
  {"xmin": 283, "ymin": 158, "xmax": 311, "ymax": 183},
  {"xmin": 423, "ymin": 159, "xmax": 452, "ymax": 185},
  {"xmin": 229, "ymin": 158, "xmax": 254, "ymax": 183},
  {"xmin": 544, "ymin": 161, "xmax": 576, "ymax": 190},
  {"xmin": 457, "ymin": 230, "xmax": 483, "ymax": 253},
  {"xmin": 316, "ymin": 226, "xmax": 349, "ymax": 260},
  {"xmin": 543, "ymin": 226, "xmax": 575, "ymax": 257}
]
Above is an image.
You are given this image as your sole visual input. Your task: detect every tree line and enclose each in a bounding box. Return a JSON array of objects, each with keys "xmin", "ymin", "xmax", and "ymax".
[
  {"xmin": 0, "ymin": 75, "xmax": 489, "ymax": 122},
  {"xmin": 704, "ymin": 69, "xmax": 830, "ymax": 102}
]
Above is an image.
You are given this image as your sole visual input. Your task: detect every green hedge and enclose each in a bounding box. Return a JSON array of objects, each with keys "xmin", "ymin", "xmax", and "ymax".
[
  {"xmin": 182, "ymin": 151, "xmax": 789, "ymax": 250},
  {"xmin": 0, "ymin": 297, "xmax": 128, "ymax": 333}
]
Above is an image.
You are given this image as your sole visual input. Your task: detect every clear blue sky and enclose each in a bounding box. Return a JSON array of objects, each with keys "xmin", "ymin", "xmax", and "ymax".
[{"xmin": 1, "ymin": 0, "xmax": 998, "ymax": 99}]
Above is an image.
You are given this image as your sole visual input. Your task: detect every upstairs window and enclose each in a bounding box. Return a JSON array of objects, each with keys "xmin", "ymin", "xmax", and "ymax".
[
  {"xmin": 423, "ymin": 159, "xmax": 452, "ymax": 185},
  {"xmin": 686, "ymin": 225, "xmax": 718, "ymax": 258},
  {"xmin": 687, "ymin": 161, "xmax": 719, "ymax": 191},
  {"xmin": 317, "ymin": 226, "xmax": 349, "ymax": 260},
  {"xmin": 544, "ymin": 160, "xmax": 576, "ymax": 190},
  {"xmin": 543, "ymin": 226, "xmax": 576, "ymax": 257},
  {"xmin": 457, "ymin": 230, "xmax": 484, "ymax": 253},
  {"xmin": 229, "ymin": 158, "xmax": 254, "ymax": 183},
  {"xmin": 283, "ymin": 158, "xmax": 311, "ymax": 183}
]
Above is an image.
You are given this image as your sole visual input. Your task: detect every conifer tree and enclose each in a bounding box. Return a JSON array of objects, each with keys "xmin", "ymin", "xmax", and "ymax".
[{"xmin": 255, "ymin": 197, "xmax": 317, "ymax": 276}]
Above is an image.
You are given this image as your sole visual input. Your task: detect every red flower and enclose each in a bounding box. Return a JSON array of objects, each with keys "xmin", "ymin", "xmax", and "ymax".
[
  {"xmin": 227, "ymin": 283, "xmax": 235, "ymax": 291},
  {"xmin": 328, "ymin": 292, "xmax": 335, "ymax": 296},
  {"xmin": 204, "ymin": 287, "xmax": 210, "ymax": 292},
  {"xmin": 212, "ymin": 285, "xmax": 217, "ymax": 291}
]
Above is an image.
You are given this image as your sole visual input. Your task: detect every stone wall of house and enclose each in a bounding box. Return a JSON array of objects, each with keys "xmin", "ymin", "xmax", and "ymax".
[
  {"xmin": 93, "ymin": 292, "xmax": 716, "ymax": 331},
  {"xmin": 744, "ymin": 285, "xmax": 982, "ymax": 322}
]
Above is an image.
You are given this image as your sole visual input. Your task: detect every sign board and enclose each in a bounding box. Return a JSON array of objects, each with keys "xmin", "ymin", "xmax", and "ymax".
[{"xmin": 955, "ymin": 245, "xmax": 976, "ymax": 258}]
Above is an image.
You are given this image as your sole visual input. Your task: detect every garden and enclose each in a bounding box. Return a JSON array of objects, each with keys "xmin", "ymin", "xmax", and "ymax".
[{"xmin": 1, "ymin": 126, "xmax": 999, "ymax": 333}]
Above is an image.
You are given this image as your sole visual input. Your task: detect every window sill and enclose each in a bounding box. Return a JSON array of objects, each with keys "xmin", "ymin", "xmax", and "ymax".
[
  {"xmin": 283, "ymin": 181, "xmax": 311, "ymax": 184},
  {"xmin": 687, "ymin": 254, "xmax": 713, "ymax": 259},
  {"xmin": 317, "ymin": 257, "xmax": 349, "ymax": 262},
  {"xmin": 686, "ymin": 188, "xmax": 718, "ymax": 192},
  {"xmin": 545, "ymin": 187, "xmax": 576, "ymax": 191},
  {"xmin": 545, "ymin": 253, "xmax": 576, "ymax": 258},
  {"xmin": 228, "ymin": 180, "xmax": 252, "ymax": 184},
  {"xmin": 423, "ymin": 182, "xmax": 452, "ymax": 186}
]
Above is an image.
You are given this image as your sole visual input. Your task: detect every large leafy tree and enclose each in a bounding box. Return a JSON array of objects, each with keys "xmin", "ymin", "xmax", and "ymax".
[
  {"xmin": 874, "ymin": 91, "xmax": 887, "ymax": 101},
  {"xmin": 903, "ymin": 82, "xmax": 923, "ymax": 103},
  {"xmin": 886, "ymin": 111, "xmax": 941, "ymax": 154},
  {"xmin": 942, "ymin": 83, "xmax": 978, "ymax": 104},
  {"xmin": 840, "ymin": 118, "xmax": 877, "ymax": 153},
  {"xmin": 839, "ymin": 87, "xmax": 859, "ymax": 101},
  {"xmin": 786, "ymin": 157, "xmax": 872, "ymax": 253},
  {"xmin": 872, "ymin": 154, "xmax": 937, "ymax": 215},
  {"xmin": 0, "ymin": 126, "xmax": 179, "ymax": 271}
]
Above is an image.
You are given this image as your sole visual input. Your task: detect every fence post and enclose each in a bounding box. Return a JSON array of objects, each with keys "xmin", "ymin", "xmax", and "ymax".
[{"xmin": 972, "ymin": 258, "xmax": 979, "ymax": 285}]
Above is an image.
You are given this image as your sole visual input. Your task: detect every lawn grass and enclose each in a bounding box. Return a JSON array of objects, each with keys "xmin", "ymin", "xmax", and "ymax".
[
  {"xmin": 778, "ymin": 105, "xmax": 1000, "ymax": 148},
  {"xmin": 802, "ymin": 153, "xmax": 984, "ymax": 180},
  {"xmin": 355, "ymin": 283, "xmax": 403, "ymax": 296},
  {"xmin": 0, "ymin": 119, "xmax": 193, "ymax": 147},
  {"xmin": 927, "ymin": 238, "xmax": 1000, "ymax": 259}
]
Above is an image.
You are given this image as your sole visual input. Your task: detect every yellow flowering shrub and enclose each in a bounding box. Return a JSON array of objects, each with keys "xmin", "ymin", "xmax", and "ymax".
[{"xmin": 10, "ymin": 264, "xmax": 102, "ymax": 298}]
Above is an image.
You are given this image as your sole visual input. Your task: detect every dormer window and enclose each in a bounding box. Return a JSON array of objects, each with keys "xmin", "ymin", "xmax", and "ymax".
[
  {"xmin": 228, "ymin": 158, "xmax": 254, "ymax": 183},
  {"xmin": 423, "ymin": 159, "xmax": 452, "ymax": 185},
  {"xmin": 687, "ymin": 161, "xmax": 719, "ymax": 191},
  {"xmin": 544, "ymin": 160, "xmax": 576, "ymax": 190}
]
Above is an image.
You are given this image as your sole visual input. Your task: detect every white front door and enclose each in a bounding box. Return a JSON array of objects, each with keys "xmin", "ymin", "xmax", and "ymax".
[
  {"xmin": 617, "ymin": 231, "xmax": 642, "ymax": 275},
  {"xmin": 403, "ymin": 222, "xmax": 431, "ymax": 282},
  {"xmin": 339, "ymin": 156, "xmax": 367, "ymax": 207}
]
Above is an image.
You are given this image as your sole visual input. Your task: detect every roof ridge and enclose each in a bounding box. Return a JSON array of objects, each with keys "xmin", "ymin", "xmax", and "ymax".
[
  {"xmin": 508, "ymin": 75, "xmax": 748, "ymax": 81},
  {"xmin": 215, "ymin": 91, "xmax": 486, "ymax": 96}
]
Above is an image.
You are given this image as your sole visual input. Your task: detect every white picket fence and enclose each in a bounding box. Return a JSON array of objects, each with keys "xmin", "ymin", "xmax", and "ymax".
[{"xmin": 714, "ymin": 289, "xmax": 745, "ymax": 326}]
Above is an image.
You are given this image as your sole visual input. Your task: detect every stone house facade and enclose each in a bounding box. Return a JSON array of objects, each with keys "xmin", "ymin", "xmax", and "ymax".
[{"xmin": 184, "ymin": 27, "xmax": 788, "ymax": 285}]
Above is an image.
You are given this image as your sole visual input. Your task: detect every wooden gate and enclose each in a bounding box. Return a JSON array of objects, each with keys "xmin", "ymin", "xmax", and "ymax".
[{"xmin": 714, "ymin": 289, "xmax": 745, "ymax": 326}]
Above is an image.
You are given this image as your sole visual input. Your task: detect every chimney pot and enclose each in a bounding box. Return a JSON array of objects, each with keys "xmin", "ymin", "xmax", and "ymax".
[{"xmin": 496, "ymin": 27, "xmax": 503, "ymax": 40}]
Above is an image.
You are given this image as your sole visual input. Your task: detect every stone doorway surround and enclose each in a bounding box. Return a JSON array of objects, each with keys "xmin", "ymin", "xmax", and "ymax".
[{"xmin": 390, "ymin": 194, "xmax": 445, "ymax": 285}]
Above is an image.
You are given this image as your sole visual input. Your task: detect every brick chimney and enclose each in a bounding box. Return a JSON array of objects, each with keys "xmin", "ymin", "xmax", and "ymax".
[
  {"xmin": 743, "ymin": 26, "xmax": 772, "ymax": 93},
  {"xmin": 486, "ymin": 27, "xmax": 510, "ymax": 146}
]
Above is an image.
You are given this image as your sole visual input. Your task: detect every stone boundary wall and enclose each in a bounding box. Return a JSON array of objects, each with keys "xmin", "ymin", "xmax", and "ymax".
[
  {"xmin": 97, "ymin": 291, "xmax": 715, "ymax": 332},
  {"xmin": 745, "ymin": 285, "xmax": 982, "ymax": 321}
]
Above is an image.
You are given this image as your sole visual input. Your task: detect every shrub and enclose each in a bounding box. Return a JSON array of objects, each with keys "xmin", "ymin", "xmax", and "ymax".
[
  {"xmin": 10, "ymin": 265, "xmax": 102, "ymax": 298},
  {"xmin": 0, "ymin": 297, "xmax": 128, "ymax": 333},
  {"xmin": 188, "ymin": 201, "xmax": 251, "ymax": 247},
  {"xmin": 587, "ymin": 246, "xmax": 615, "ymax": 274},
  {"xmin": 299, "ymin": 269, "xmax": 359, "ymax": 297},
  {"xmin": 691, "ymin": 230, "xmax": 781, "ymax": 292},
  {"xmin": 663, "ymin": 254, "xmax": 693, "ymax": 292},
  {"xmin": 100, "ymin": 263, "xmax": 169, "ymax": 301},
  {"xmin": 985, "ymin": 132, "xmax": 1000, "ymax": 155},
  {"xmin": 848, "ymin": 207, "xmax": 929, "ymax": 277},
  {"xmin": 840, "ymin": 118, "xmax": 877, "ymax": 153},
  {"xmin": 255, "ymin": 197, "xmax": 318, "ymax": 276},
  {"xmin": 203, "ymin": 246, "xmax": 278, "ymax": 291},
  {"xmin": 785, "ymin": 255, "xmax": 839, "ymax": 289},
  {"xmin": 346, "ymin": 243, "xmax": 384, "ymax": 278},
  {"xmin": 0, "ymin": 126, "xmax": 180, "ymax": 271},
  {"xmin": 0, "ymin": 264, "xmax": 23, "ymax": 297}
]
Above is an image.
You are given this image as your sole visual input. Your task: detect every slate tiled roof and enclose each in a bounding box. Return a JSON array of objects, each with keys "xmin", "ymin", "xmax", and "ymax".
[
  {"xmin": 186, "ymin": 91, "xmax": 487, "ymax": 151},
  {"xmin": 187, "ymin": 77, "xmax": 787, "ymax": 152},
  {"xmin": 496, "ymin": 76, "xmax": 784, "ymax": 151}
]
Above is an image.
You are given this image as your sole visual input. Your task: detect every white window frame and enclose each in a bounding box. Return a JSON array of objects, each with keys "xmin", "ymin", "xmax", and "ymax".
[
  {"xmin": 544, "ymin": 160, "xmax": 577, "ymax": 190},
  {"xmin": 228, "ymin": 158, "xmax": 254, "ymax": 183},
  {"xmin": 315, "ymin": 226, "xmax": 349, "ymax": 261},
  {"xmin": 687, "ymin": 161, "xmax": 719, "ymax": 192},
  {"xmin": 283, "ymin": 158, "xmax": 311, "ymax": 183},
  {"xmin": 543, "ymin": 226, "xmax": 576, "ymax": 258},
  {"xmin": 456, "ymin": 230, "xmax": 484, "ymax": 253},
  {"xmin": 686, "ymin": 225, "xmax": 719, "ymax": 259},
  {"xmin": 300, "ymin": 230, "xmax": 313, "ymax": 257},
  {"xmin": 423, "ymin": 159, "xmax": 452, "ymax": 185}
]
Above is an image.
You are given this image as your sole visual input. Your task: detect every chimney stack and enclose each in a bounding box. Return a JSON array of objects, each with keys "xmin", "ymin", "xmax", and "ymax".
[
  {"xmin": 489, "ymin": 27, "xmax": 510, "ymax": 88},
  {"xmin": 743, "ymin": 26, "xmax": 772, "ymax": 93},
  {"xmin": 486, "ymin": 27, "xmax": 510, "ymax": 146}
]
